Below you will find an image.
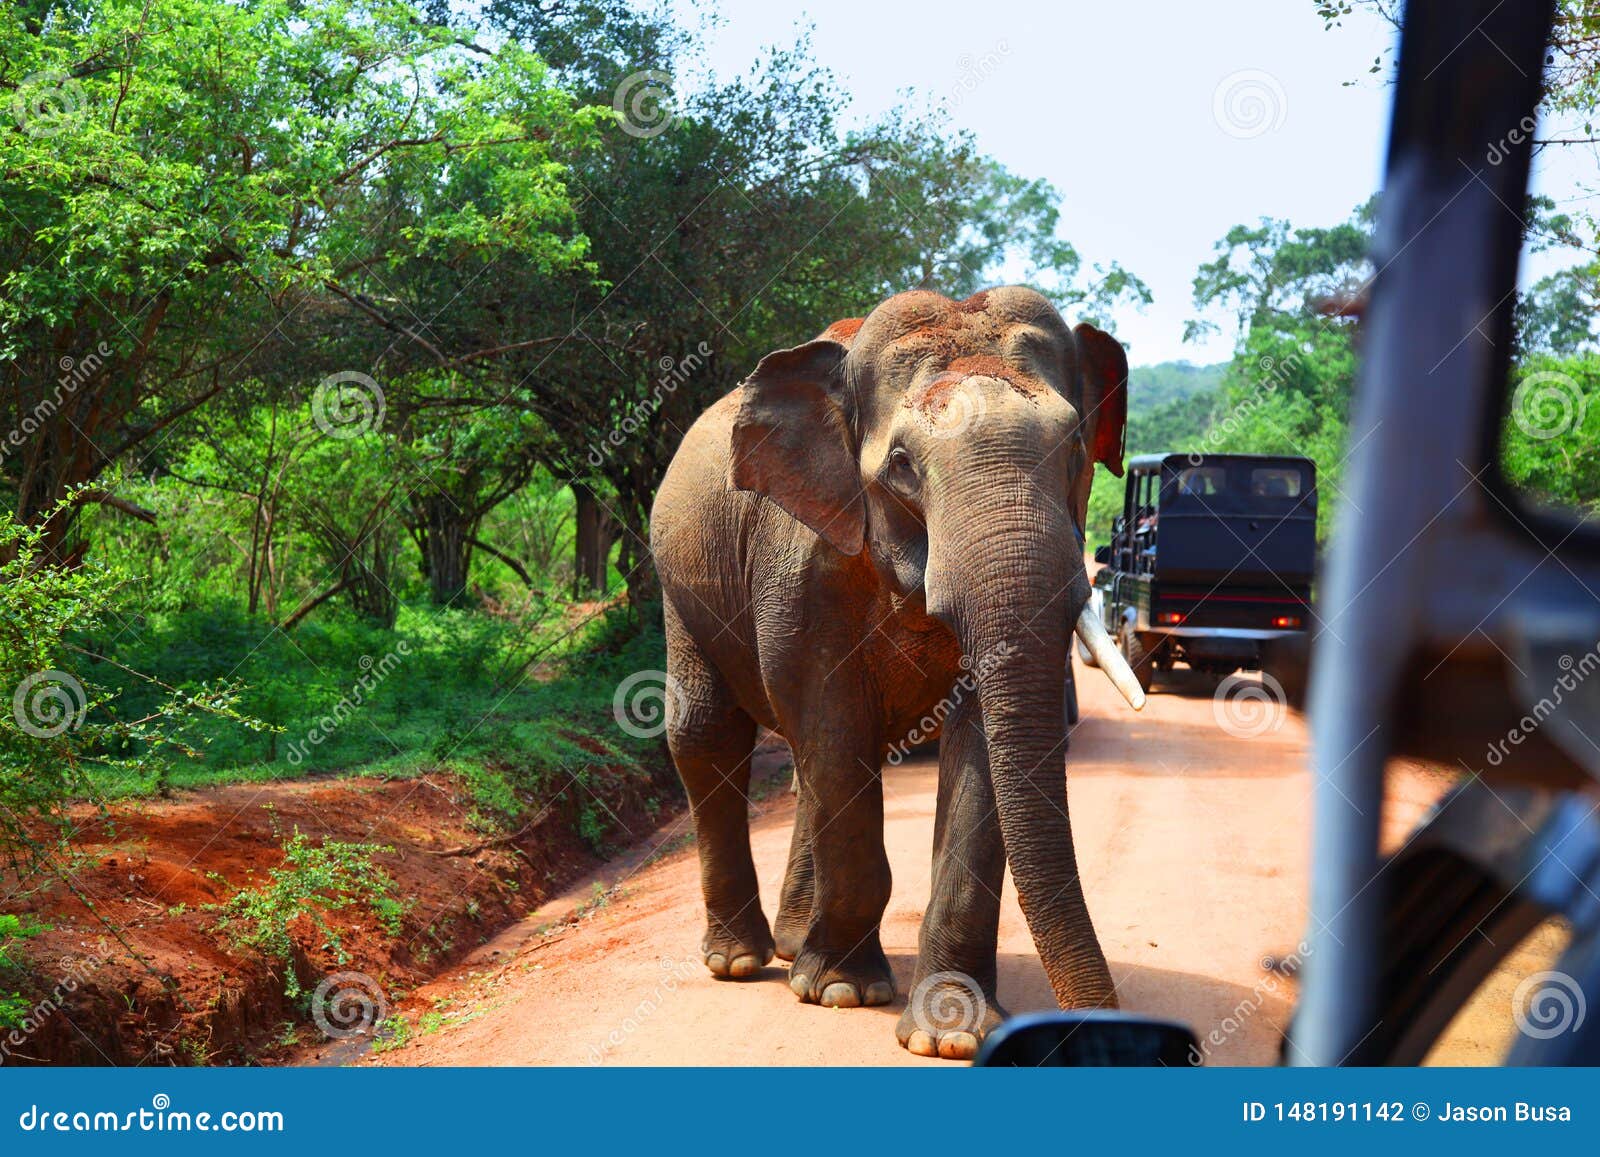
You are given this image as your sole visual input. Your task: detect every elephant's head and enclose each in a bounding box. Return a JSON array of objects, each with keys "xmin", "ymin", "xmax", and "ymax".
[{"xmin": 729, "ymin": 286, "xmax": 1142, "ymax": 1009}]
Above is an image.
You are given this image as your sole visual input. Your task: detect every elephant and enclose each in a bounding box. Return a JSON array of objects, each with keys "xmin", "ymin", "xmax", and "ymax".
[{"xmin": 649, "ymin": 286, "xmax": 1146, "ymax": 1059}]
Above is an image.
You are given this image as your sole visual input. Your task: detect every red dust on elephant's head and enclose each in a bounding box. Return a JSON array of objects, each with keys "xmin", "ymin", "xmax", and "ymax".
[
  {"xmin": 819, "ymin": 317, "xmax": 864, "ymax": 347},
  {"xmin": 904, "ymin": 356, "xmax": 1044, "ymax": 419},
  {"xmin": 905, "ymin": 373, "xmax": 965, "ymax": 417},
  {"xmin": 947, "ymin": 355, "xmax": 1041, "ymax": 396}
]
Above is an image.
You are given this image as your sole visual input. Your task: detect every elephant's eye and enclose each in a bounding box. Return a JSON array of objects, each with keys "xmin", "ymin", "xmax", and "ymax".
[{"xmin": 887, "ymin": 447, "xmax": 917, "ymax": 485}]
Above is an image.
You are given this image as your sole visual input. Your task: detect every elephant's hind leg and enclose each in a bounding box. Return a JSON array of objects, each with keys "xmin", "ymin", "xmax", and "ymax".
[{"xmin": 664, "ymin": 608, "xmax": 773, "ymax": 980}]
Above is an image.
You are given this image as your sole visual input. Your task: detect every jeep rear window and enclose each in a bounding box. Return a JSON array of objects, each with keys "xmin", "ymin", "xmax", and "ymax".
[
  {"xmin": 1250, "ymin": 467, "xmax": 1302, "ymax": 498},
  {"xmin": 1174, "ymin": 466, "xmax": 1226, "ymax": 495}
]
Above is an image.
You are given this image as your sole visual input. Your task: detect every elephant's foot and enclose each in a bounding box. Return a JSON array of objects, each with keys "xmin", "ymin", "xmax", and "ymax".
[
  {"xmin": 895, "ymin": 972, "xmax": 1006, "ymax": 1060},
  {"xmin": 701, "ymin": 914, "xmax": 775, "ymax": 979},
  {"xmin": 787, "ymin": 936, "xmax": 895, "ymax": 1007},
  {"xmin": 772, "ymin": 910, "xmax": 808, "ymax": 962}
]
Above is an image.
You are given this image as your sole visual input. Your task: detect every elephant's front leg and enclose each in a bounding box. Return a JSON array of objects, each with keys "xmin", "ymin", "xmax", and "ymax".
[
  {"xmin": 897, "ymin": 698, "xmax": 1009, "ymax": 1059},
  {"xmin": 785, "ymin": 689, "xmax": 895, "ymax": 1008},
  {"xmin": 772, "ymin": 792, "xmax": 814, "ymax": 962}
]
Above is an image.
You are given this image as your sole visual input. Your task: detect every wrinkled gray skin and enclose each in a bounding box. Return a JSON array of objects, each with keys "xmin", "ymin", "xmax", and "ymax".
[{"xmin": 650, "ymin": 286, "xmax": 1131, "ymax": 1059}]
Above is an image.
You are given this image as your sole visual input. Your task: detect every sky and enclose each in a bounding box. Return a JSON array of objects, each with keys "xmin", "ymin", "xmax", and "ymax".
[{"xmin": 670, "ymin": 0, "xmax": 1592, "ymax": 367}]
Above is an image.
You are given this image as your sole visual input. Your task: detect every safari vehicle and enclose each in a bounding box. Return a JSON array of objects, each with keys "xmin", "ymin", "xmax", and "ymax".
[
  {"xmin": 982, "ymin": 0, "xmax": 1600, "ymax": 1067},
  {"xmin": 1084, "ymin": 452, "xmax": 1316, "ymax": 697}
]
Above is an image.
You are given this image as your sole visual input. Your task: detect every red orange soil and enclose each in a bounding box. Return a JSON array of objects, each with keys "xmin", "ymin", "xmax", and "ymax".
[
  {"xmin": 3, "ymin": 754, "xmax": 676, "ymax": 1066},
  {"xmin": 353, "ymin": 660, "xmax": 1549, "ymax": 1068}
]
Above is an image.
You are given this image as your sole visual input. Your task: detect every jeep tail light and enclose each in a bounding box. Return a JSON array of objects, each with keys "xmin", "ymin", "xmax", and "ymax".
[
  {"xmin": 1156, "ymin": 611, "xmax": 1185, "ymax": 625},
  {"xmin": 1272, "ymin": 615, "xmax": 1302, "ymax": 629}
]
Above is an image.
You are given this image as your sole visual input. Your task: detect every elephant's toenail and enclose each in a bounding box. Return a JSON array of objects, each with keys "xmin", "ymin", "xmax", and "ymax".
[
  {"xmin": 864, "ymin": 981, "xmax": 895, "ymax": 1005},
  {"xmin": 789, "ymin": 973, "xmax": 810, "ymax": 998},
  {"xmin": 706, "ymin": 953, "xmax": 727, "ymax": 975},
  {"xmin": 728, "ymin": 954, "xmax": 761, "ymax": 978},
  {"xmin": 938, "ymin": 1031, "xmax": 979, "ymax": 1060},
  {"xmin": 820, "ymin": 982, "xmax": 861, "ymax": 1008},
  {"xmin": 906, "ymin": 1030, "xmax": 938, "ymax": 1056}
]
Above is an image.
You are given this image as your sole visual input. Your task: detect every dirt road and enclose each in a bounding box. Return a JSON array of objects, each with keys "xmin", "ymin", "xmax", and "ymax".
[{"xmin": 360, "ymin": 658, "xmax": 1475, "ymax": 1067}]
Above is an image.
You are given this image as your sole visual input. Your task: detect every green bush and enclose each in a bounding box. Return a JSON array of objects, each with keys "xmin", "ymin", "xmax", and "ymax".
[
  {"xmin": 0, "ymin": 914, "xmax": 47, "ymax": 1030},
  {"xmin": 210, "ymin": 829, "xmax": 404, "ymax": 999},
  {"xmin": 81, "ymin": 592, "xmax": 666, "ymax": 796},
  {"xmin": 0, "ymin": 510, "xmax": 254, "ymax": 872},
  {"xmin": 1501, "ymin": 353, "xmax": 1600, "ymax": 516}
]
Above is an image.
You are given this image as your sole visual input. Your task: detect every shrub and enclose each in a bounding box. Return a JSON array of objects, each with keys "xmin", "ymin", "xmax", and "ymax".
[
  {"xmin": 210, "ymin": 829, "xmax": 405, "ymax": 998},
  {"xmin": 0, "ymin": 509, "xmax": 254, "ymax": 878},
  {"xmin": 0, "ymin": 914, "xmax": 48, "ymax": 1030}
]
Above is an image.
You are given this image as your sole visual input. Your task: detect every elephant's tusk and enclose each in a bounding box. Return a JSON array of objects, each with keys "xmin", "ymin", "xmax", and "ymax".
[{"xmin": 1074, "ymin": 605, "xmax": 1146, "ymax": 711}]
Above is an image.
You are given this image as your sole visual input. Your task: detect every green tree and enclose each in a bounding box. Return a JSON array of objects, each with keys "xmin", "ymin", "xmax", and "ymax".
[
  {"xmin": 1185, "ymin": 200, "xmax": 1375, "ymax": 343},
  {"xmin": 1517, "ymin": 261, "xmax": 1600, "ymax": 357},
  {"xmin": 1183, "ymin": 202, "xmax": 1374, "ymax": 540},
  {"xmin": 0, "ymin": 0, "xmax": 601, "ymax": 561},
  {"xmin": 446, "ymin": 6, "xmax": 1153, "ymax": 600},
  {"xmin": 1501, "ymin": 353, "xmax": 1600, "ymax": 515},
  {"xmin": 392, "ymin": 380, "xmax": 551, "ymax": 605}
]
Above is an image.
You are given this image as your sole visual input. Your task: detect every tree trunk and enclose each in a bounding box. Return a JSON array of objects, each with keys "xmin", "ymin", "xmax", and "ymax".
[
  {"xmin": 571, "ymin": 482, "xmax": 615, "ymax": 597},
  {"xmin": 345, "ymin": 528, "xmax": 400, "ymax": 628},
  {"xmin": 616, "ymin": 482, "xmax": 658, "ymax": 605},
  {"xmin": 419, "ymin": 493, "xmax": 474, "ymax": 606}
]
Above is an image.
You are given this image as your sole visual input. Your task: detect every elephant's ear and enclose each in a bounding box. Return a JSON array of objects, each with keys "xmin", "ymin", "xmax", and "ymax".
[
  {"xmin": 1073, "ymin": 322, "xmax": 1129, "ymax": 478},
  {"xmin": 729, "ymin": 339, "xmax": 864, "ymax": 556}
]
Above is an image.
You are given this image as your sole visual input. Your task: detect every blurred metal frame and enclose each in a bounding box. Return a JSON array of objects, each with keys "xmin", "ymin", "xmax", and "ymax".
[{"xmin": 1290, "ymin": 0, "xmax": 1600, "ymax": 1065}]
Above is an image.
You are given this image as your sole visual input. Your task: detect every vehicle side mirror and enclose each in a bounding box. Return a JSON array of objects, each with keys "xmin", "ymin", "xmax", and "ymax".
[
  {"xmin": 974, "ymin": 1011, "xmax": 1201, "ymax": 1067},
  {"xmin": 1093, "ymin": 545, "xmax": 1111, "ymax": 566}
]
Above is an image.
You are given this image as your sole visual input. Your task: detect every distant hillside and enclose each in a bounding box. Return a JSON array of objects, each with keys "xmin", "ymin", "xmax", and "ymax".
[
  {"xmin": 1123, "ymin": 360, "xmax": 1227, "ymax": 458},
  {"xmin": 1085, "ymin": 361, "xmax": 1229, "ymax": 543},
  {"xmin": 1127, "ymin": 360, "xmax": 1227, "ymax": 414}
]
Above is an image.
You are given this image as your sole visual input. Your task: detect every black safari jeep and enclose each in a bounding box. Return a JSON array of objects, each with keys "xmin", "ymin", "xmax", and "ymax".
[{"xmin": 1085, "ymin": 452, "xmax": 1317, "ymax": 698}]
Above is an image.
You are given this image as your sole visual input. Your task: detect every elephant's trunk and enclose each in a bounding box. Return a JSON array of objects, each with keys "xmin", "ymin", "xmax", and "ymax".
[{"xmin": 933, "ymin": 490, "xmax": 1118, "ymax": 1011}]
